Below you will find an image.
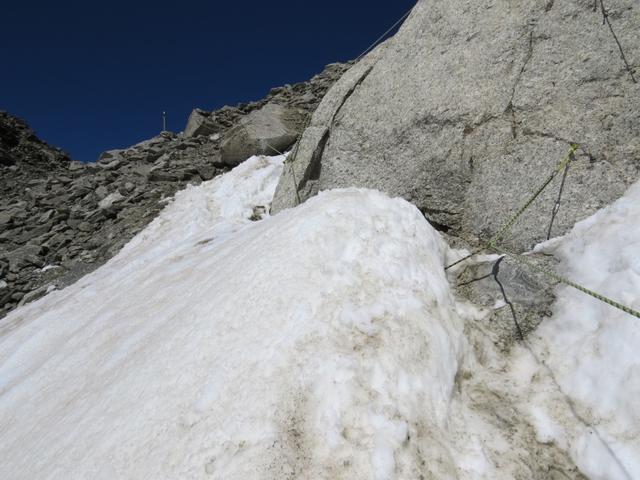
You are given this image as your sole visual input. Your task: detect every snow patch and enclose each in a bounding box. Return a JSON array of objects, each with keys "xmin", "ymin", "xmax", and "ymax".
[{"xmin": 514, "ymin": 181, "xmax": 640, "ymax": 479}]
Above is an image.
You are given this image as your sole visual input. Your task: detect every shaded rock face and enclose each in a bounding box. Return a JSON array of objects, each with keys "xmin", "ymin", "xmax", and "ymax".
[
  {"xmin": 272, "ymin": 0, "xmax": 640, "ymax": 255},
  {"xmin": 0, "ymin": 62, "xmax": 348, "ymax": 318}
]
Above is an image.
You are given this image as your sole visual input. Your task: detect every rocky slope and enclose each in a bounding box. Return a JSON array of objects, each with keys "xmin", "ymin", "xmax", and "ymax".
[{"xmin": 0, "ymin": 62, "xmax": 349, "ymax": 318}]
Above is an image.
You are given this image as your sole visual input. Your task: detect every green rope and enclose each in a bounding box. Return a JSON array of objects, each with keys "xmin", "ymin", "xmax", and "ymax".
[
  {"xmin": 443, "ymin": 141, "xmax": 639, "ymax": 321},
  {"xmin": 445, "ymin": 144, "xmax": 578, "ymax": 270},
  {"xmin": 485, "ymin": 144, "xmax": 578, "ymax": 251},
  {"xmin": 503, "ymin": 251, "xmax": 640, "ymax": 320}
]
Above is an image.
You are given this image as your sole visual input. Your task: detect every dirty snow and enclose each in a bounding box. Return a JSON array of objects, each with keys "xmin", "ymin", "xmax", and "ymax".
[
  {"xmin": 0, "ymin": 154, "xmax": 492, "ymax": 479},
  {"xmin": 0, "ymin": 152, "xmax": 638, "ymax": 479},
  {"xmin": 513, "ymin": 181, "xmax": 640, "ymax": 479}
]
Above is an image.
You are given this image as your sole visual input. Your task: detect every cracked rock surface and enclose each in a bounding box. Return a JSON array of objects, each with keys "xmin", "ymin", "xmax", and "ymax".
[{"xmin": 272, "ymin": 0, "xmax": 639, "ymax": 255}]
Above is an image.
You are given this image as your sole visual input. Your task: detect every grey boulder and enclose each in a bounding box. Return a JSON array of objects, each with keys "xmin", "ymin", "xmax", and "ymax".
[
  {"xmin": 184, "ymin": 109, "xmax": 215, "ymax": 138},
  {"xmin": 98, "ymin": 192, "xmax": 125, "ymax": 210},
  {"xmin": 97, "ymin": 150, "xmax": 124, "ymax": 164},
  {"xmin": 4, "ymin": 245, "xmax": 46, "ymax": 272},
  {"xmin": 18, "ymin": 284, "xmax": 55, "ymax": 307},
  {"xmin": 220, "ymin": 103, "xmax": 306, "ymax": 166}
]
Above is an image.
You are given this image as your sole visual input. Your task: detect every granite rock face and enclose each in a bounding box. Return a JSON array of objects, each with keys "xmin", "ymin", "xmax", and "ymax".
[
  {"xmin": 272, "ymin": 0, "xmax": 640, "ymax": 255},
  {"xmin": 184, "ymin": 62, "xmax": 349, "ymax": 140},
  {"xmin": 220, "ymin": 103, "xmax": 305, "ymax": 166},
  {"xmin": 184, "ymin": 109, "xmax": 215, "ymax": 138},
  {"xmin": 0, "ymin": 62, "xmax": 349, "ymax": 318}
]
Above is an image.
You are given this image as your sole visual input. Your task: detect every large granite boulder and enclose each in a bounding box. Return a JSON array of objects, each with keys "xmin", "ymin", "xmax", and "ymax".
[
  {"xmin": 220, "ymin": 103, "xmax": 306, "ymax": 166},
  {"xmin": 272, "ymin": 0, "xmax": 640, "ymax": 253},
  {"xmin": 184, "ymin": 108, "xmax": 216, "ymax": 138}
]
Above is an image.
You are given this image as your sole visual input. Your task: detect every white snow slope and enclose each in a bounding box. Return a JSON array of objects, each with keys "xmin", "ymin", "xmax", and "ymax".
[
  {"xmin": 0, "ymin": 154, "xmax": 474, "ymax": 479},
  {"xmin": 0, "ymin": 153, "xmax": 638, "ymax": 479}
]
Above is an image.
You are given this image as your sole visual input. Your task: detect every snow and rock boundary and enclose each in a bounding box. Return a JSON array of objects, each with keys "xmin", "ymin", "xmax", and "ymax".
[{"xmin": 1, "ymin": 154, "xmax": 638, "ymax": 478}]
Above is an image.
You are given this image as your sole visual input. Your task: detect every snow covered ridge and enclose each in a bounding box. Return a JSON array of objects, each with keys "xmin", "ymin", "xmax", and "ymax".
[{"xmin": 0, "ymin": 153, "xmax": 638, "ymax": 479}]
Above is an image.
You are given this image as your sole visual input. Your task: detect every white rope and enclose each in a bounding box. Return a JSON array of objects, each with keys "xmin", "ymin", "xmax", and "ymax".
[
  {"xmin": 354, "ymin": 5, "xmax": 414, "ymax": 63},
  {"xmin": 212, "ymin": 4, "xmax": 415, "ymax": 145}
]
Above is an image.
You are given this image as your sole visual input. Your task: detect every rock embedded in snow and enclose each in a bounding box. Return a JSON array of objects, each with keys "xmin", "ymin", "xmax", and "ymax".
[
  {"xmin": 17, "ymin": 284, "xmax": 52, "ymax": 307},
  {"xmin": 273, "ymin": 0, "xmax": 640, "ymax": 254},
  {"xmin": 453, "ymin": 252, "xmax": 557, "ymax": 349}
]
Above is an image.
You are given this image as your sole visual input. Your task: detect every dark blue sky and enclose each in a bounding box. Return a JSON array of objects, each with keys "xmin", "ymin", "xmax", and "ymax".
[{"xmin": 1, "ymin": 0, "xmax": 415, "ymax": 162}]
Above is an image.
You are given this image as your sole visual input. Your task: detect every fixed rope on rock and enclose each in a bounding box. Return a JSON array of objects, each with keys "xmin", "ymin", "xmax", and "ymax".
[
  {"xmin": 485, "ymin": 144, "xmax": 578, "ymax": 252},
  {"xmin": 546, "ymin": 149, "xmax": 574, "ymax": 240},
  {"xmin": 354, "ymin": 6, "xmax": 413, "ymax": 63},
  {"xmin": 445, "ymin": 144, "xmax": 579, "ymax": 271},
  {"xmin": 285, "ymin": 115, "xmax": 311, "ymax": 206},
  {"xmin": 491, "ymin": 256, "xmax": 525, "ymax": 341},
  {"xmin": 456, "ymin": 256, "xmax": 525, "ymax": 341},
  {"xmin": 595, "ymin": 0, "xmax": 637, "ymax": 84},
  {"xmin": 502, "ymin": 250, "xmax": 640, "ymax": 321},
  {"xmin": 446, "ymin": 141, "xmax": 640, "ymax": 324}
]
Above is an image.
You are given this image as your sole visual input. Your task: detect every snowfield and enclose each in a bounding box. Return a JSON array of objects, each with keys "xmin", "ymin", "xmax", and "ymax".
[
  {"xmin": 0, "ymin": 154, "xmax": 638, "ymax": 479},
  {"xmin": 0, "ymin": 155, "xmax": 472, "ymax": 478}
]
